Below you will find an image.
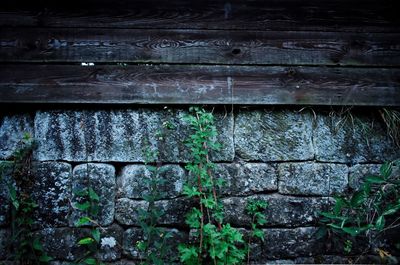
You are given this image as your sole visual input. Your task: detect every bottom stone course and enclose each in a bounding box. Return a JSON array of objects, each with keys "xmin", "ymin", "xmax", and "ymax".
[
  {"xmin": 250, "ymin": 227, "xmax": 323, "ymax": 261},
  {"xmin": 37, "ymin": 224, "xmax": 123, "ymax": 262},
  {"xmin": 123, "ymin": 227, "xmax": 188, "ymax": 261}
]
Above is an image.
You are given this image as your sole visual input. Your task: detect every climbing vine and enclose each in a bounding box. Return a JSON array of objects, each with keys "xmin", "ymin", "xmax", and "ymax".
[
  {"xmin": 0, "ymin": 133, "xmax": 52, "ymax": 264},
  {"xmin": 178, "ymin": 107, "xmax": 247, "ymax": 265},
  {"xmin": 136, "ymin": 146, "xmax": 173, "ymax": 265},
  {"xmin": 73, "ymin": 186, "xmax": 104, "ymax": 265}
]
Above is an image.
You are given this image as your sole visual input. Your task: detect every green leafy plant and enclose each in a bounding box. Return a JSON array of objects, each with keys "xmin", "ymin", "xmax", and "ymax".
[
  {"xmin": 0, "ymin": 133, "xmax": 52, "ymax": 264},
  {"xmin": 178, "ymin": 107, "xmax": 246, "ymax": 265},
  {"xmin": 73, "ymin": 187, "xmax": 104, "ymax": 265},
  {"xmin": 136, "ymin": 146, "xmax": 173, "ymax": 265},
  {"xmin": 245, "ymin": 199, "xmax": 268, "ymax": 264},
  {"xmin": 318, "ymin": 160, "xmax": 400, "ymax": 261}
]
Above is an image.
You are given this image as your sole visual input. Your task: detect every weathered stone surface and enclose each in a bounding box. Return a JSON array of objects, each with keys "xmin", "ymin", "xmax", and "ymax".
[
  {"xmin": 314, "ymin": 114, "xmax": 400, "ymax": 163},
  {"xmin": 38, "ymin": 225, "xmax": 122, "ymax": 263},
  {"xmin": 0, "ymin": 114, "xmax": 33, "ymax": 159},
  {"xmin": 71, "ymin": 163, "xmax": 116, "ymax": 226},
  {"xmin": 49, "ymin": 262, "xmax": 73, "ymax": 265},
  {"xmin": 117, "ymin": 164, "xmax": 185, "ymax": 199},
  {"xmin": 349, "ymin": 164, "xmax": 381, "ymax": 190},
  {"xmin": 38, "ymin": 227, "xmax": 89, "ymax": 261},
  {"xmin": 278, "ymin": 162, "xmax": 348, "ymax": 196},
  {"xmin": 115, "ymin": 197, "xmax": 194, "ymax": 226},
  {"xmin": 99, "ymin": 224, "xmax": 124, "ymax": 262},
  {"xmin": 156, "ymin": 198, "xmax": 195, "ymax": 225},
  {"xmin": 223, "ymin": 194, "xmax": 331, "ymax": 227},
  {"xmin": 295, "ymin": 255, "xmax": 395, "ymax": 264},
  {"xmin": 34, "ymin": 109, "xmax": 233, "ymax": 162},
  {"xmin": 235, "ymin": 110, "xmax": 314, "ymax": 161},
  {"xmin": 123, "ymin": 227, "xmax": 188, "ymax": 260},
  {"xmin": 0, "ymin": 229, "xmax": 9, "ymax": 260},
  {"xmin": 0, "ymin": 162, "xmax": 13, "ymax": 226},
  {"xmin": 251, "ymin": 260, "xmax": 294, "ymax": 265},
  {"xmin": 257, "ymin": 227, "xmax": 323, "ymax": 260},
  {"xmin": 115, "ymin": 198, "xmax": 148, "ymax": 226},
  {"xmin": 32, "ymin": 162, "xmax": 72, "ymax": 227},
  {"xmin": 214, "ymin": 163, "xmax": 278, "ymax": 195}
]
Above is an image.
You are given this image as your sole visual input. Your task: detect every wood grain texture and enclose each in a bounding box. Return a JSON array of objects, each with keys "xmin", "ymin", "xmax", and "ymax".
[
  {"xmin": 0, "ymin": 65, "xmax": 398, "ymax": 106},
  {"xmin": 0, "ymin": 1, "xmax": 398, "ymax": 32},
  {"xmin": 1, "ymin": 28, "xmax": 399, "ymax": 66}
]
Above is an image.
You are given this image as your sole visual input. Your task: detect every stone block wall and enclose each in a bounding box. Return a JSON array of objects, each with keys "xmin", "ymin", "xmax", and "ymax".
[{"xmin": 0, "ymin": 107, "xmax": 399, "ymax": 264}]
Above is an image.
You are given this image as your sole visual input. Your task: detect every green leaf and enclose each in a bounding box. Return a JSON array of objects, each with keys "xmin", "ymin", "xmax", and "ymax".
[
  {"xmin": 365, "ymin": 175, "xmax": 386, "ymax": 184},
  {"xmin": 380, "ymin": 162, "xmax": 392, "ymax": 179},
  {"xmin": 252, "ymin": 229, "xmax": 265, "ymax": 241},
  {"xmin": 342, "ymin": 227, "xmax": 361, "ymax": 237},
  {"xmin": 74, "ymin": 201, "xmax": 90, "ymax": 211},
  {"xmin": 75, "ymin": 216, "xmax": 92, "ymax": 226},
  {"xmin": 92, "ymin": 228, "xmax": 101, "ymax": 243},
  {"xmin": 320, "ymin": 212, "xmax": 347, "ymax": 221},
  {"xmin": 33, "ymin": 238, "xmax": 43, "ymax": 251},
  {"xmin": 178, "ymin": 245, "xmax": 198, "ymax": 263},
  {"xmin": 88, "ymin": 187, "xmax": 100, "ymax": 201},
  {"xmin": 350, "ymin": 191, "xmax": 366, "ymax": 207},
  {"xmin": 182, "ymin": 185, "xmax": 201, "ymax": 198},
  {"xmin": 78, "ymin": 237, "xmax": 95, "ymax": 245},
  {"xmin": 73, "ymin": 188, "xmax": 88, "ymax": 197},
  {"xmin": 333, "ymin": 196, "xmax": 347, "ymax": 215},
  {"xmin": 39, "ymin": 254, "xmax": 53, "ymax": 262},
  {"xmin": 8, "ymin": 184, "xmax": 19, "ymax": 210},
  {"xmin": 383, "ymin": 204, "xmax": 400, "ymax": 216},
  {"xmin": 84, "ymin": 258, "xmax": 97, "ymax": 264},
  {"xmin": 375, "ymin": 215, "xmax": 385, "ymax": 231}
]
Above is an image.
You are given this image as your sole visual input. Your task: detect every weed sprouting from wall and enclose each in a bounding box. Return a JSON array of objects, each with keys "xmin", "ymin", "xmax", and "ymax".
[
  {"xmin": 0, "ymin": 133, "xmax": 52, "ymax": 264},
  {"xmin": 318, "ymin": 160, "xmax": 400, "ymax": 263}
]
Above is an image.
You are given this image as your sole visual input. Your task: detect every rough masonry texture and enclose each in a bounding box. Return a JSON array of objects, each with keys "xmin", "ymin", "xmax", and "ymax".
[{"xmin": 0, "ymin": 107, "xmax": 399, "ymax": 264}]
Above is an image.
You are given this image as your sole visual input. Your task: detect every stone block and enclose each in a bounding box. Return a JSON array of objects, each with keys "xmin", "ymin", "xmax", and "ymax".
[
  {"xmin": 117, "ymin": 164, "xmax": 185, "ymax": 199},
  {"xmin": 99, "ymin": 224, "xmax": 124, "ymax": 262},
  {"xmin": 34, "ymin": 108, "xmax": 234, "ymax": 162},
  {"xmin": 39, "ymin": 227, "xmax": 88, "ymax": 261},
  {"xmin": 0, "ymin": 114, "xmax": 33, "ymax": 159},
  {"xmin": 123, "ymin": 227, "xmax": 187, "ymax": 260},
  {"xmin": 278, "ymin": 162, "xmax": 348, "ymax": 196},
  {"xmin": 314, "ymin": 114, "xmax": 400, "ymax": 163},
  {"xmin": 32, "ymin": 162, "xmax": 72, "ymax": 227},
  {"xmin": 114, "ymin": 198, "xmax": 148, "ymax": 226},
  {"xmin": 258, "ymin": 227, "xmax": 323, "ymax": 260},
  {"xmin": 214, "ymin": 163, "xmax": 278, "ymax": 195},
  {"xmin": 349, "ymin": 164, "xmax": 381, "ymax": 190},
  {"xmin": 71, "ymin": 163, "xmax": 116, "ymax": 226},
  {"xmin": 235, "ymin": 110, "xmax": 314, "ymax": 161},
  {"xmin": 39, "ymin": 225, "xmax": 122, "ymax": 263},
  {"xmin": 223, "ymin": 194, "xmax": 331, "ymax": 227},
  {"xmin": 115, "ymin": 198, "xmax": 194, "ymax": 226}
]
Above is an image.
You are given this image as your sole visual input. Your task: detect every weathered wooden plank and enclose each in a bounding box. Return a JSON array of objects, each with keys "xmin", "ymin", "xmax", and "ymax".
[
  {"xmin": 0, "ymin": 1, "xmax": 398, "ymax": 32},
  {"xmin": 0, "ymin": 65, "xmax": 398, "ymax": 106},
  {"xmin": 1, "ymin": 28, "xmax": 399, "ymax": 66}
]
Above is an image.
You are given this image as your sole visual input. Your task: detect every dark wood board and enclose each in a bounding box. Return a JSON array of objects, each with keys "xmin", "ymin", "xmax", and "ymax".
[
  {"xmin": 0, "ymin": 64, "xmax": 398, "ymax": 106},
  {"xmin": 1, "ymin": 28, "xmax": 399, "ymax": 66},
  {"xmin": 0, "ymin": 1, "xmax": 398, "ymax": 32}
]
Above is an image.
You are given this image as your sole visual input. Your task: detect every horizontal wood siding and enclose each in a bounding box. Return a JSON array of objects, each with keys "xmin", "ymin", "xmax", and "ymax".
[
  {"xmin": 0, "ymin": 0, "xmax": 398, "ymax": 106},
  {"xmin": 1, "ymin": 28, "xmax": 399, "ymax": 66},
  {"xmin": 1, "ymin": 65, "xmax": 399, "ymax": 105},
  {"xmin": 0, "ymin": 2, "xmax": 398, "ymax": 32}
]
